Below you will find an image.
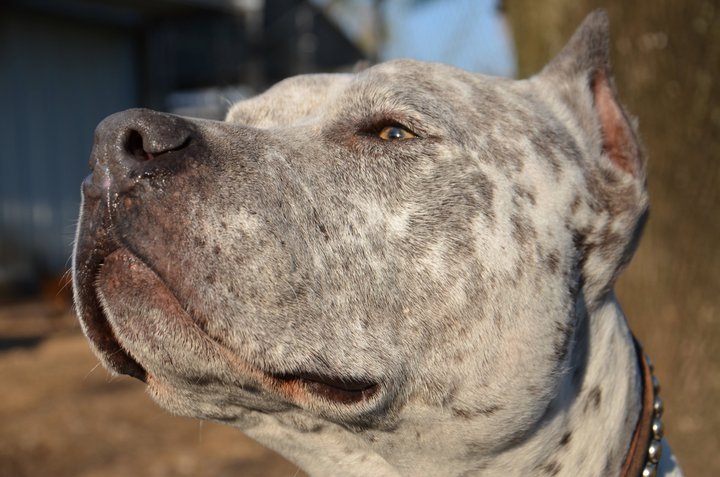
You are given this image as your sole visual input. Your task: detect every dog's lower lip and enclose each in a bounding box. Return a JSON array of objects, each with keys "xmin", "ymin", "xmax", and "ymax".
[
  {"xmin": 274, "ymin": 372, "xmax": 380, "ymax": 405},
  {"xmin": 93, "ymin": 302, "xmax": 148, "ymax": 381},
  {"xmin": 84, "ymin": 248, "xmax": 148, "ymax": 381}
]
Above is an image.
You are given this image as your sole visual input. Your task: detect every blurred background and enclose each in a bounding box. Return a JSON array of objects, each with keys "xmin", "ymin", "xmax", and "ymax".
[{"xmin": 0, "ymin": 0, "xmax": 717, "ymax": 475}]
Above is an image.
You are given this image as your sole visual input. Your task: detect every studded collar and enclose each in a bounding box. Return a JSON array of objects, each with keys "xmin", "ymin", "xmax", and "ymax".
[{"xmin": 620, "ymin": 338, "xmax": 665, "ymax": 477}]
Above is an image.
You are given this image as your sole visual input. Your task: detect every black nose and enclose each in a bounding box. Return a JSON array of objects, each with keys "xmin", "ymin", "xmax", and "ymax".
[{"xmin": 86, "ymin": 108, "xmax": 195, "ymax": 197}]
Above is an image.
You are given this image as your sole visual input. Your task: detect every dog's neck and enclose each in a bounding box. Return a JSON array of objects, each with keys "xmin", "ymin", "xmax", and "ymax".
[
  {"xmin": 236, "ymin": 294, "xmax": 641, "ymax": 477},
  {"xmin": 477, "ymin": 294, "xmax": 642, "ymax": 477}
]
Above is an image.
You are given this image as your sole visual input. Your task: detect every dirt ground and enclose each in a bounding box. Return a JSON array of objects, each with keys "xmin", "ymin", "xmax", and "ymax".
[{"xmin": 0, "ymin": 301, "xmax": 305, "ymax": 477}]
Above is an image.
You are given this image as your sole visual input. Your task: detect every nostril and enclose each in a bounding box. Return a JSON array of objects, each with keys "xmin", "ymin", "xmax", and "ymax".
[
  {"xmin": 125, "ymin": 130, "xmax": 152, "ymax": 161},
  {"xmin": 123, "ymin": 128, "xmax": 192, "ymax": 162}
]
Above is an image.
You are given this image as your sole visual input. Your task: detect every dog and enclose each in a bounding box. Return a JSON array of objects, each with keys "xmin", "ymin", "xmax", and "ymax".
[{"xmin": 73, "ymin": 10, "xmax": 682, "ymax": 477}]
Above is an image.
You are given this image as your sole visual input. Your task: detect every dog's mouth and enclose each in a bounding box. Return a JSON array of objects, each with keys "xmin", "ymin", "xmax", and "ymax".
[
  {"xmin": 274, "ymin": 372, "xmax": 380, "ymax": 405},
  {"xmin": 74, "ymin": 243, "xmax": 380, "ymax": 406}
]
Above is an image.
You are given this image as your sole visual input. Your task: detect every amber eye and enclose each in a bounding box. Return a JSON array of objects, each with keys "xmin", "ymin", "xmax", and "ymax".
[{"xmin": 378, "ymin": 125, "xmax": 416, "ymax": 141}]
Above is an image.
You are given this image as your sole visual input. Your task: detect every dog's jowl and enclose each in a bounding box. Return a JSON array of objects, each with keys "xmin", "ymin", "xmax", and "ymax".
[{"xmin": 73, "ymin": 11, "xmax": 682, "ymax": 477}]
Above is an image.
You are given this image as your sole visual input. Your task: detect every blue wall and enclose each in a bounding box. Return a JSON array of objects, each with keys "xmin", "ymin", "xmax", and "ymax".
[{"xmin": 0, "ymin": 11, "xmax": 138, "ymax": 278}]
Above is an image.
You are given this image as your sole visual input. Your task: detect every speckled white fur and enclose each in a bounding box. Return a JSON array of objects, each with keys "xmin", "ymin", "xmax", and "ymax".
[{"xmin": 74, "ymin": 10, "xmax": 683, "ymax": 477}]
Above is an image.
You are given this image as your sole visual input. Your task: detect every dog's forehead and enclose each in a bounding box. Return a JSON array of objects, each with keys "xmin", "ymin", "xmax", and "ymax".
[
  {"xmin": 225, "ymin": 59, "xmax": 513, "ymax": 129},
  {"xmin": 356, "ymin": 58, "xmax": 481, "ymax": 87},
  {"xmin": 342, "ymin": 59, "xmax": 508, "ymax": 121}
]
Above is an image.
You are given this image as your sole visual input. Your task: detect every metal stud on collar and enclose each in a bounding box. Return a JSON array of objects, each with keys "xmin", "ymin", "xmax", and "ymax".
[{"xmin": 641, "ymin": 356, "xmax": 664, "ymax": 477}]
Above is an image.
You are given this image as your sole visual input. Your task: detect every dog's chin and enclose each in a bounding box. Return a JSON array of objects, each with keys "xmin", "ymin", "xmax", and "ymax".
[{"xmin": 75, "ymin": 247, "xmax": 381, "ymax": 408}]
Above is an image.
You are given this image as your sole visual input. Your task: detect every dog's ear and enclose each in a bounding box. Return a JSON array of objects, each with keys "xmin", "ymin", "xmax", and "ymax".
[
  {"xmin": 539, "ymin": 10, "xmax": 644, "ymax": 177},
  {"xmin": 537, "ymin": 10, "xmax": 648, "ymax": 305}
]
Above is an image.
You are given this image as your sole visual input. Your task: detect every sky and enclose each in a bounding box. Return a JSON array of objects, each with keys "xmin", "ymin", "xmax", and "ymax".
[{"xmin": 315, "ymin": 0, "xmax": 517, "ymax": 78}]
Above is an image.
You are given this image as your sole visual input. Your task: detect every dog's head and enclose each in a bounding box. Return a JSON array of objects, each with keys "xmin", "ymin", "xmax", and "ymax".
[{"xmin": 73, "ymin": 10, "xmax": 646, "ymax": 467}]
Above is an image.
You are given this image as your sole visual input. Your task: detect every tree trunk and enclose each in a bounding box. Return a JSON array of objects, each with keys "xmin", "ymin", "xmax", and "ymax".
[{"xmin": 504, "ymin": 1, "xmax": 720, "ymax": 475}]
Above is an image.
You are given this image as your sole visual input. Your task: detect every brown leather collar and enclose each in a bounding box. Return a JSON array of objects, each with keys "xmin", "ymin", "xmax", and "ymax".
[{"xmin": 619, "ymin": 338, "xmax": 656, "ymax": 477}]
